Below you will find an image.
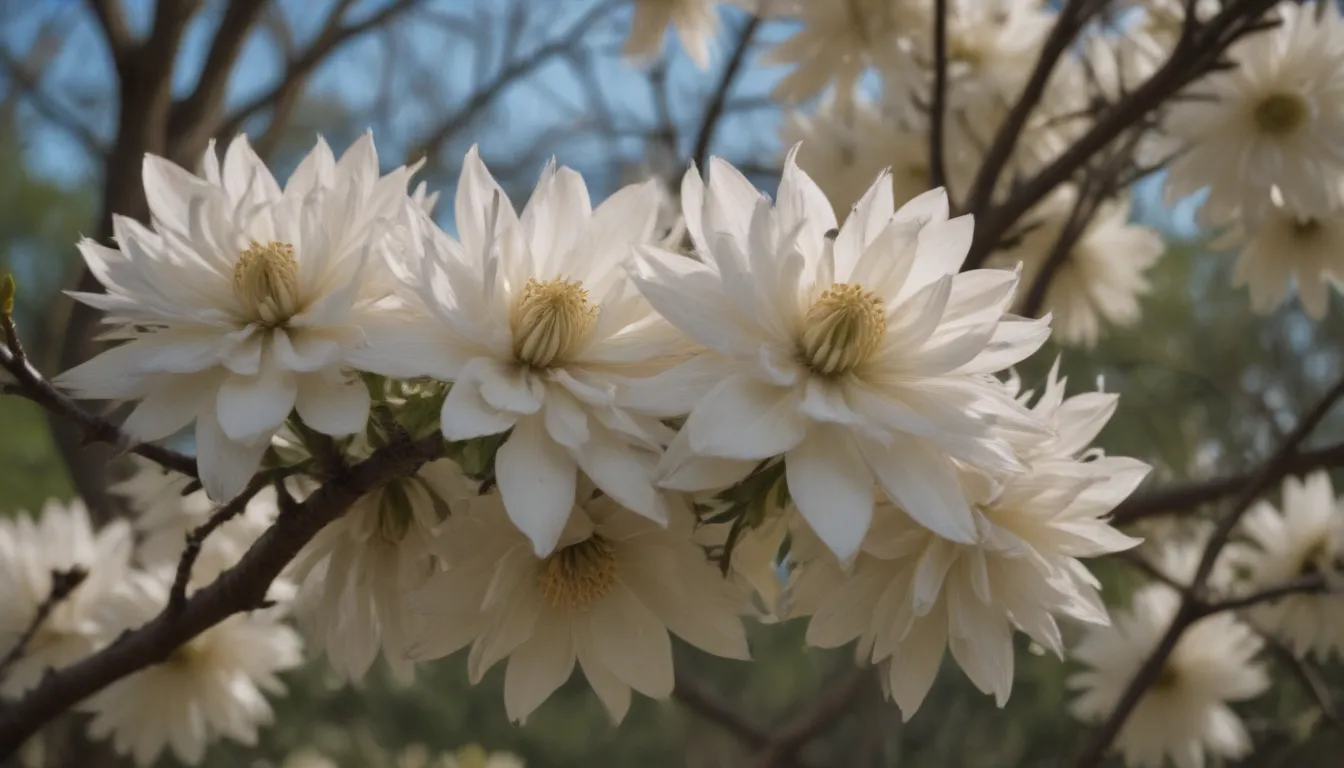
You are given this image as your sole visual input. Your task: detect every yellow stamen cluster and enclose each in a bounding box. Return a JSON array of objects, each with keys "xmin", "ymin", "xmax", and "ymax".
[
  {"xmin": 511, "ymin": 277, "xmax": 598, "ymax": 368},
  {"xmin": 800, "ymin": 283, "xmax": 887, "ymax": 376},
  {"xmin": 232, "ymin": 241, "xmax": 300, "ymax": 325},
  {"xmin": 1253, "ymin": 92, "xmax": 1310, "ymax": 137},
  {"xmin": 537, "ymin": 535, "xmax": 618, "ymax": 610}
]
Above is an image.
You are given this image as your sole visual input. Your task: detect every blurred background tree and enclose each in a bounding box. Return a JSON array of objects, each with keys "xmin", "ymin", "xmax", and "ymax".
[{"xmin": 1, "ymin": 0, "xmax": 1342, "ymax": 766}]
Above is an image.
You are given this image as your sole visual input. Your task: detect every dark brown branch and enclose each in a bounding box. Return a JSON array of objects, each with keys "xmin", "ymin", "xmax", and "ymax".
[
  {"xmin": 692, "ymin": 15, "xmax": 761, "ymax": 171},
  {"xmin": 1111, "ymin": 442, "xmax": 1344, "ymax": 525},
  {"xmin": 0, "ymin": 45, "xmax": 107, "ymax": 155},
  {"xmin": 410, "ymin": 1, "xmax": 617, "ymax": 162},
  {"xmin": 964, "ymin": 0, "xmax": 1281, "ymax": 268},
  {"xmin": 672, "ymin": 672, "xmax": 817, "ymax": 768},
  {"xmin": 1196, "ymin": 575, "xmax": 1327, "ymax": 617},
  {"xmin": 1070, "ymin": 376, "xmax": 1344, "ymax": 767},
  {"xmin": 750, "ymin": 667, "xmax": 870, "ymax": 768},
  {"xmin": 84, "ymin": 0, "xmax": 134, "ymax": 62},
  {"xmin": 0, "ymin": 433, "xmax": 446, "ymax": 758},
  {"xmin": 214, "ymin": 0, "xmax": 429, "ymax": 144},
  {"xmin": 0, "ymin": 568, "xmax": 89, "ymax": 686},
  {"xmin": 167, "ymin": 0, "xmax": 270, "ymax": 159},
  {"xmin": 0, "ymin": 332, "xmax": 197, "ymax": 480},
  {"xmin": 928, "ymin": 0, "xmax": 950, "ymax": 191}
]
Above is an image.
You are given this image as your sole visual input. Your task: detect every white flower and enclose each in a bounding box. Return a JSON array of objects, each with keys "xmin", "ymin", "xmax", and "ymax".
[
  {"xmin": 795, "ymin": 446, "xmax": 1146, "ymax": 715},
  {"xmin": 764, "ymin": 0, "xmax": 918, "ymax": 105},
  {"xmin": 113, "ymin": 458, "xmax": 277, "ymax": 581},
  {"xmin": 406, "ymin": 485, "xmax": 750, "ymax": 724},
  {"xmin": 624, "ymin": 0, "xmax": 719, "ymax": 69},
  {"xmin": 1161, "ymin": 2, "xmax": 1344, "ymax": 224},
  {"xmin": 291, "ymin": 458, "xmax": 472, "ymax": 683},
  {"xmin": 55, "ymin": 133, "xmax": 424, "ymax": 502},
  {"xmin": 351, "ymin": 147, "xmax": 686, "ymax": 556},
  {"xmin": 81, "ymin": 571, "xmax": 303, "ymax": 766},
  {"xmin": 1003, "ymin": 357, "xmax": 1119, "ymax": 465},
  {"xmin": 1068, "ymin": 584, "xmax": 1269, "ymax": 768},
  {"xmin": 627, "ymin": 154, "xmax": 1052, "ymax": 561},
  {"xmin": 443, "ymin": 745, "xmax": 526, "ymax": 768},
  {"xmin": 1238, "ymin": 471, "xmax": 1344, "ymax": 659},
  {"xmin": 1215, "ymin": 192, "xmax": 1344, "ymax": 319},
  {"xmin": 0, "ymin": 499, "xmax": 132, "ymax": 697},
  {"xmin": 990, "ymin": 187, "xmax": 1163, "ymax": 347}
]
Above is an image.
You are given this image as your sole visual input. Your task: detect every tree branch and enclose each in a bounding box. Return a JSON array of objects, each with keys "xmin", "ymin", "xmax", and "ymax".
[
  {"xmin": 692, "ymin": 15, "xmax": 761, "ymax": 171},
  {"xmin": 0, "ymin": 45, "xmax": 107, "ymax": 155},
  {"xmin": 84, "ymin": 0, "xmax": 134, "ymax": 63},
  {"xmin": 166, "ymin": 0, "xmax": 270, "ymax": 159},
  {"xmin": 1070, "ymin": 375, "xmax": 1344, "ymax": 767},
  {"xmin": 672, "ymin": 672, "xmax": 818, "ymax": 768},
  {"xmin": 1111, "ymin": 441, "xmax": 1344, "ymax": 526},
  {"xmin": 928, "ymin": 0, "xmax": 950, "ymax": 191},
  {"xmin": 749, "ymin": 667, "xmax": 870, "ymax": 768},
  {"xmin": 0, "ymin": 568, "xmax": 89, "ymax": 686},
  {"xmin": 0, "ymin": 433, "xmax": 446, "ymax": 758}
]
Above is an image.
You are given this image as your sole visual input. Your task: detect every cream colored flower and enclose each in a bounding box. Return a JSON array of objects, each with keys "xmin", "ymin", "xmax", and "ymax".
[
  {"xmin": 1069, "ymin": 584, "xmax": 1269, "ymax": 768},
  {"xmin": 0, "ymin": 499, "xmax": 132, "ymax": 697},
  {"xmin": 765, "ymin": 0, "xmax": 919, "ymax": 105},
  {"xmin": 990, "ymin": 187, "xmax": 1163, "ymax": 347},
  {"xmin": 407, "ymin": 484, "xmax": 749, "ymax": 724},
  {"xmin": 82, "ymin": 572, "xmax": 303, "ymax": 766},
  {"xmin": 1216, "ymin": 190, "xmax": 1344, "ymax": 319},
  {"xmin": 1238, "ymin": 471, "xmax": 1344, "ymax": 659},
  {"xmin": 624, "ymin": 0, "xmax": 719, "ymax": 69}
]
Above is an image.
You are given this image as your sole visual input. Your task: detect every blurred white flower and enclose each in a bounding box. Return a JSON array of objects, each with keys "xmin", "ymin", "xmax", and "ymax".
[
  {"xmin": 1215, "ymin": 191, "xmax": 1344, "ymax": 319},
  {"xmin": 82, "ymin": 571, "xmax": 303, "ymax": 767},
  {"xmin": 1069, "ymin": 584, "xmax": 1268, "ymax": 768},
  {"xmin": 352, "ymin": 148, "xmax": 686, "ymax": 557},
  {"xmin": 990, "ymin": 187, "xmax": 1163, "ymax": 347},
  {"xmin": 624, "ymin": 0, "xmax": 719, "ymax": 69},
  {"xmin": 628, "ymin": 155, "xmax": 1051, "ymax": 561},
  {"xmin": 407, "ymin": 484, "xmax": 749, "ymax": 724},
  {"xmin": 113, "ymin": 457, "xmax": 276, "ymax": 581},
  {"xmin": 291, "ymin": 458, "xmax": 472, "ymax": 683},
  {"xmin": 56, "ymin": 133, "xmax": 425, "ymax": 502},
  {"xmin": 0, "ymin": 499, "xmax": 132, "ymax": 697},
  {"xmin": 1238, "ymin": 471, "xmax": 1344, "ymax": 659},
  {"xmin": 442, "ymin": 744, "xmax": 526, "ymax": 768},
  {"xmin": 764, "ymin": 0, "xmax": 917, "ymax": 105},
  {"xmin": 1161, "ymin": 2, "xmax": 1344, "ymax": 225}
]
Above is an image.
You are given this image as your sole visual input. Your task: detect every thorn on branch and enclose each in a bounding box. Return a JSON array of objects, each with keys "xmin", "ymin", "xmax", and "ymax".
[{"xmin": 0, "ymin": 567, "xmax": 89, "ymax": 686}]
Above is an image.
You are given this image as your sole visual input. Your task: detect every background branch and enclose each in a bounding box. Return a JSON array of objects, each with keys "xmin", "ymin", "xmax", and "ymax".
[{"xmin": 0, "ymin": 567, "xmax": 88, "ymax": 686}]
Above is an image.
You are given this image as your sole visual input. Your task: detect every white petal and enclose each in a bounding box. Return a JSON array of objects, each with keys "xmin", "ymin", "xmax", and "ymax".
[
  {"xmin": 440, "ymin": 373, "xmax": 517, "ymax": 441},
  {"xmin": 586, "ymin": 584, "xmax": 674, "ymax": 699},
  {"xmin": 295, "ymin": 371, "xmax": 370, "ymax": 436},
  {"xmin": 215, "ymin": 362, "xmax": 297, "ymax": 443},
  {"xmin": 786, "ymin": 426, "xmax": 874, "ymax": 562},
  {"xmin": 574, "ymin": 425, "xmax": 668, "ymax": 525},
  {"xmin": 121, "ymin": 372, "xmax": 216, "ymax": 441},
  {"xmin": 503, "ymin": 619, "xmax": 576, "ymax": 724},
  {"xmin": 858, "ymin": 434, "xmax": 977, "ymax": 544},
  {"xmin": 684, "ymin": 375, "xmax": 807, "ymax": 460},
  {"xmin": 195, "ymin": 404, "xmax": 270, "ymax": 502},
  {"xmin": 496, "ymin": 415, "xmax": 578, "ymax": 556}
]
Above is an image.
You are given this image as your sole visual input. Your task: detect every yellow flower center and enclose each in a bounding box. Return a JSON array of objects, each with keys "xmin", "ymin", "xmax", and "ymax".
[
  {"xmin": 537, "ymin": 535, "xmax": 618, "ymax": 610},
  {"xmin": 510, "ymin": 277, "xmax": 598, "ymax": 368},
  {"xmin": 1152, "ymin": 664, "xmax": 1180, "ymax": 692},
  {"xmin": 800, "ymin": 283, "xmax": 886, "ymax": 376},
  {"xmin": 232, "ymin": 241, "xmax": 300, "ymax": 325},
  {"xmin": 1253, "ymin": 92, "xmax": 1309, "ymax": 137},
  {"xmin": 1290, "ymin": 217, "xmax": 1321, "ymax": 239}
]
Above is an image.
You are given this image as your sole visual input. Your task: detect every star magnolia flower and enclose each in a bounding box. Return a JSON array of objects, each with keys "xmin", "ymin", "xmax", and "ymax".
[
  {"xmin": 1069, "ymin": 584, "xmax": 1269, "ymax": 768},
  {"xmin": 351, "ymin": 147, "xmax": 688, "ymax": 556},
  {"xmin": 56, "ymin": 133, "xmax": 425, "ymax": 502},
  {"xmin": 405, "ymin": 485, "xmax": 750, "ymax": 724},
  {"xmin": 626, "ymin": 154, "xmax": 1052, "ymax": 560},
  {"xmin": 1161, "ymin": 2, "xmax": 1344, "ymax": 225},
  {"xmin": 794, "ymin": 439, "xmax": 1147, "ymax": 715},
  {"xmin": 624, "ymin": 0, "xmax": 719, "ymax": 69},
  {"xmin": 291, "ymin": 458, "xmax": 472, "ymax": 683},
  {"xmin": 0, "ymin": 499, "xmax": 132, "ymax": 697},
  {"xmin": 1237, "ymin": 472, "xmax": 1344, "ymax": 660},
  {"xmin": 764, "ymin": 0, "xmax": 918, "ymax": 105},
  {"xmin": 1001, "ymin": 357, "xmax": 1119, "ymax": 465},
  {"xmin": 1214, "ymin": 190, "xmax": 1344, "ymax": 319},
  {"xmin": 81, "ymin": 571, "xmax": 304, "ymax": 767},
  {"xmin": 990, "ymin": 187, "xmax": 1163, "ymax": 348},
  {"xmin": 113, "ymin": 457, "xmax": 276, "ymax": 581}
]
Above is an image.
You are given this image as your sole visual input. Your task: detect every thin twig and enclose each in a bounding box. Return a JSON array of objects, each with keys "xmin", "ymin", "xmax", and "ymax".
[
  {"xmin": 692, "ymin": 15, "xmax": 762, "ymax": 170},
  {"xmin": 0, "ymin": 45, "xmax": 107, "ymax": 155},
  {"xmin": 1195, "ymin": 575, "xmax": 1327, "ymax": 617},
  {"xmin": 0, "ymin": 568, "xmax": 89, "ymax": 686},
  {"xmin": 749, "ymin": 667, "xmax": 871, "ymax": 768},
  {"xmin": 929, "ymin": 0, "xmax": 950, "ymax": 191},
  {"xmin": 1071, "ymin": 376, "xmax": 1344, "ymax": 767},
  {"xmin": 672, "ymin": 672, "xmax": 818, "ymax": 768},
  {"xmin": 0, "ymin": 329, "xmax": 196, "ymax": 479}
]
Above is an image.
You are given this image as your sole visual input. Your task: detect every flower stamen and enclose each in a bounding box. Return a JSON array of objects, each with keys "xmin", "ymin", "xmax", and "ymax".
[
  {"xmin": 1253, "ymin": 92, "xmax": 1310, "ymax": 137},
  {"xmin": 800, "ymin": 283, "xmax": 886, "ymax": 376},
  {"xmin": 511, "ymin": 277, "xmax": 599, "ymax": 368},
  {"xmin": 537, "ymin": 535, "xmax": 618, "ymax": 610},
  {"xmin": 233, "ymin": 241, "xmax": 300, "ymax": 325}
]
